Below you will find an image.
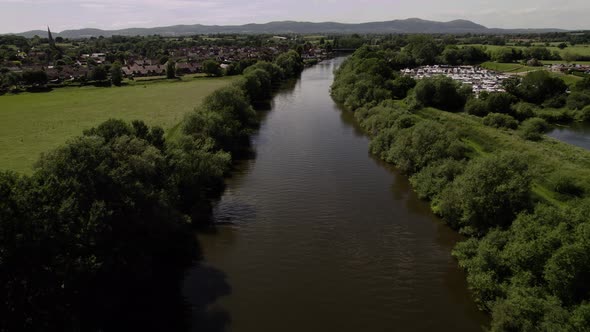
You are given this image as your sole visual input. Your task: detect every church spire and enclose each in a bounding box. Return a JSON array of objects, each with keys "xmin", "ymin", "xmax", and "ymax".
[{"xmin": 47, "ymin": 26, "xmax": 55, "ymax": 47}]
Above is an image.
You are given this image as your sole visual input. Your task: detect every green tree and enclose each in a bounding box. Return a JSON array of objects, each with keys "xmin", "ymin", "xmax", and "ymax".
[
  {"xmin": 202, "ymin": 60, "xmax": 221, "ymax": 77},
  {"xmin": 90, "ymin": 65, "xmax": 108, "ymax": 81},
  {"xmin": 414, "ymin": 76, "xmax": 469, "ymax": 111},
  {"xmin": 405, "ymin": 35, "xmax": 441, "ymax": 65},
  {"xmin": 274, "ymin": 50, "xmax": 303, "ymax": 78},
  {"xmin": 519, "ymin": 117, "xmax": 549, "ymax": 141},
  {"xmin": 110, "ymin": 62, "xmax": 123, "ymax": 86},
  {"xmin": 439, "ymin": 152, "xmax": 532, "ymax": 233},
  {"xmin": 21, "ymin": 70, "xmax": 48, "ymax": 86},
  {"xmin": 518, "ymin": 71, "xmax": 567, "ymax": 104},
  {"xmin": 166, "ymin": 60, "xmax": 176, "ymax": 79}
]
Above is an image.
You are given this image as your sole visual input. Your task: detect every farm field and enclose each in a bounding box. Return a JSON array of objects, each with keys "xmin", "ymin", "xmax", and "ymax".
[
  {"xmin": 479, "ymin": 61, "xmax": 541, "ymax": 73},
  {"xmin": 0, "ymin": 76, "xmax": 237, "ymax": 173},
  {"xmin": 463, "ymin": 43, "xmax": 590, "ymax": 57},
  {"xmin": 479, "ymin": 61, "xmax": 584, "ymax": 85}
]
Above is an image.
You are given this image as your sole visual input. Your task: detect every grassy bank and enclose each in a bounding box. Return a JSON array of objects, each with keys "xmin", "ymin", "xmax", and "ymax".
[
  {"xmin": 0, "ymin": 76, "xmax": 237, "ymax": 173},
  {"xmin": 417, "ymin": 107, "xmax": 590, "ymax": 206}
]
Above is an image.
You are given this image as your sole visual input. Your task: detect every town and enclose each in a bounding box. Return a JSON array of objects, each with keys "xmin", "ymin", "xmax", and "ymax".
[{"xmin": 0, "ymin": 29, "xmax": 332, "ymax": 91}]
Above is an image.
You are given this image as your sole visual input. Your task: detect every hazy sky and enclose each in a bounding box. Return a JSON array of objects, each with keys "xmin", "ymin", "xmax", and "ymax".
[{"xmin": 0, "ymin": 0, "xmax": 589, "ymax": 33}]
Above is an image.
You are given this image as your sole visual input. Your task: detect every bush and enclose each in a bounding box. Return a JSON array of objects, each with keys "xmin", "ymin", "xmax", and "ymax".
[
  {"xmin": 550, "ymin": 174, "xmax": 585, "ymax": 197},
  {"xmin": 543, "ymin": 95, "xmax": 567, "ymax": 108},
  {"xmin": 385, "ymin": 120, "xmax": 468, "ymax": 174},
  {"xmin": 513, "ymin": 102, "xmax": 537, "ymax": 121},
  {"xmin": 579, "ymin": 105, "xmax": 590, "ymax": 122},
  {"xmin": 438, "ymin": 152, "xmax": 532, "ymax": 233},
  {"xmin": 410, "ymin": 159, "xmax": 467, "ymax": 201},
  {"xmin": 567, "ymin": 91, "xmax": 590, "ymax": 110},
  {"xmin": 484, "ymin": 92, "xmax": 517, "ymax": 114},
  {"xmin": 465, "ymin": 98, "xmax": 488, "ymax": 116},
  {"xmin": 519, "ymin": 117, "xmax": 549, "ymax": 141},
  {"xmin": 535, "ymin": 108, "xmax": 574, "ymax": 124},
  {"xmin": 483, "ymin": 113, "xmax": 518, "ymax": 129}
]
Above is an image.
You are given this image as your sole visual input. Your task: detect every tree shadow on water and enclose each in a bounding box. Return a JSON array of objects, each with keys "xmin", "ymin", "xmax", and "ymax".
[{"xmin": 184, "ymin": 263, "xmax": 232, "ymax": 332}]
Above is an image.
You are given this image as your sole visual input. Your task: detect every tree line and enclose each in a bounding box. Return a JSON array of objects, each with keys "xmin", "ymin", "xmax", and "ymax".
[
  {"xmin": 331, "ymin": 46, "xmax": 590, "ymax": 331},
  {"xmin": 0, "ymin": 50, "xmax": 304, "ymax": 332}
]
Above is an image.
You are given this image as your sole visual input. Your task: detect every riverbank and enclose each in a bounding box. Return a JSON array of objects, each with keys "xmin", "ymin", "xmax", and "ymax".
[{"xmin": 331, "ymin": 48, "xmax": 590, "ymax": 331}]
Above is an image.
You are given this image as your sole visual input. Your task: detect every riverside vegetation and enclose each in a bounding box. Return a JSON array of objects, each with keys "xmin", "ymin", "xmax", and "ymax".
[
  {"xmin": 331, "ymin": 45, "xmax": 590, "ymax": 331},
  {"xmin": 0, "ymin": 50, "xmax": 304, "ymax": 331}
]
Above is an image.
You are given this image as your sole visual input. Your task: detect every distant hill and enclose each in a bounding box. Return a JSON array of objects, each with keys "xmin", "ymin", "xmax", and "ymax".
[{"xmin": 11, "ymin": 18, "xmax": 567, "ymax": 39}]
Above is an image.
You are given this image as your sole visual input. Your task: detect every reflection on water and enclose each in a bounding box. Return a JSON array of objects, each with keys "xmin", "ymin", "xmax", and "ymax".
[
  {"xmin": 184, "ymin": 58, "xmax": 489, "ymax": 332},
  {"xmin": 547, "ymin": 122, "xmax": 590, "ymax": 150}
]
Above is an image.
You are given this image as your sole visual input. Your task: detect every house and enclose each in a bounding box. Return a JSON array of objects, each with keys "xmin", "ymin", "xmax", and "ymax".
[{"xmin": 175, "ymin": 62, "xmax": 201, "ymax": 74}]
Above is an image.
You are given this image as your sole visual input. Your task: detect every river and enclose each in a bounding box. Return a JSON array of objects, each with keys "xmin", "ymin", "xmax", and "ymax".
[
  {"xmin": 184, "ymin": 57, "xmax": 489, "ymax": 332},
  {"xmin": 547, "ymin": 122, "xmax": 590, "ymax": 150}
]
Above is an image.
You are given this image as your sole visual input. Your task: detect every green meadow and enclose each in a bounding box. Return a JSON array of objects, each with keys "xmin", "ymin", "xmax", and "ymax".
[
  {"xmin": 463, "ymin": 43, "xmax": 590, "ymax": 57},
  {"xmin": 0, "ymin": 76, "xmax": 237, "ymax": 173},
  {"xmin": 479, "ymin": 61, "xmax": 540, "ymax": 73}
]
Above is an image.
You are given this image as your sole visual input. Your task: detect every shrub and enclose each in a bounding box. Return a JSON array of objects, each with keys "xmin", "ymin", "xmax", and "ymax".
[
  {"xmin": 579, "ymin": 105, "xmax": 590, "ymax": 122},
  {"xmin": 513, "ymin": 102, "xmax": 537, "ymax": 121},
  {"xmin": 567, "ymin": 91, "xmax": 590, "ymax": 110},
  {"xmin": 386, "ymin": 120, "xmax": 468, "ymax": 174},
  {"xmin": 520, "ymin": 117, "xmax": 549, "ymax": 141},
  {"xmin": 438, "ymin": 152, "xmax": 532, "ymax": 233},
  {"xmin": 543, "ymin": 95, "xmax": 567, "ymax": 108},
  {"xmin": 484, "ymin": 92, "xmax": 517, "ymax": 115},
  {"xmin": 549, "ymin": 174, "xmax": 585, "ymax": 197},
  {"xmin": 535, "ymin": 108, "xmax": 574, "ymax": 124},
  {"xmin": 465, "ymin": 98, "xmax": 488, "ymax": 116},
  {"xmin": 410, "ymin": 159, "xmax": 467, "ymax": 200},
  {"xmin": 483, "ymin": 113, "xmax": 518, "ymax": 129}
]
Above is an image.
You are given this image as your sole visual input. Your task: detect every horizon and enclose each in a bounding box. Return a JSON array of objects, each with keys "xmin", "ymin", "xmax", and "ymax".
[
  {"xmin": 6, "ymin": 18, "xmax": 581, "ymax": 35},
  {"xmin": 1, "ymin": 0, "xmax": 589, "ymax": 34}
]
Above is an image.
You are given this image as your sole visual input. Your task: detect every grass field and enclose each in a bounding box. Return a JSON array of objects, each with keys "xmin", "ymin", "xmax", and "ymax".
[
  {"xmin": 463, "ymin": 44, "xmax": 590, "ymax": 58},
  {"xmin": 479, "ymin": 61, "xmax": 541, "ymax": 73},
  {"xmin": 540, "ymin": 60, "xmax": 590, "ymax": 65},
  {"xmin": 479, "ymin": 61, "xmax": 584, "ymax": 86},
  {"xmin": 0, "ymin": 76, "xmax": 237, "ymax": 173}
]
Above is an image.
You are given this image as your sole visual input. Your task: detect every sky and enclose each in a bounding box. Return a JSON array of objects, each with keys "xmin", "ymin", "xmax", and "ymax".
[{"xmin": 0, "ymin": 0, "xmax": 589, "ymax": 33}]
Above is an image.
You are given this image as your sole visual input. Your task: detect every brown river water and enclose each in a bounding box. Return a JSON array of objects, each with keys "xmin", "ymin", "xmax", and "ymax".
[{"xmin": 183, "ymin": 57, "xmax": 489, "ymax": 332}]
